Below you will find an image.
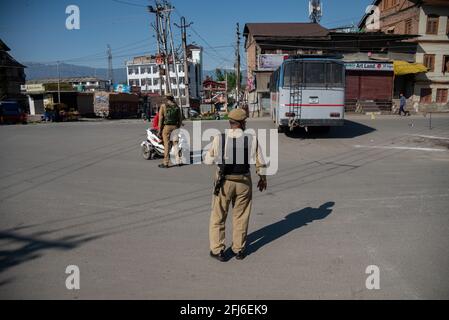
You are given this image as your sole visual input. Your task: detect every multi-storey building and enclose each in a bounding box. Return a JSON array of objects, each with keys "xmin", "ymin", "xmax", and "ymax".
[
  {"xmin": 359, "ymin": 0, "xmax": 449, "ymax": 107},
  {"xmin": 126, "ymin": 45, "xmax": 203, "ymax": 100},
  {"xmin": 0, "ymin": 39, "xmax": 26, "ymax": 102}
]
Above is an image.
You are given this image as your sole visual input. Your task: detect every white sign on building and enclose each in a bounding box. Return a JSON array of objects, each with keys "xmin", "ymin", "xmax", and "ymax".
[
  {"xmin": 345, "ymin": 62, "xmax": 394, "ymax": 72},
  {"xmin": 258, "ymin": 54, "xmax": 288, "ymax": 71}
]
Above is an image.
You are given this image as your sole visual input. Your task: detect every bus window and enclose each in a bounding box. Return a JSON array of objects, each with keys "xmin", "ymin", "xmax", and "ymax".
[
  {"xmin": 283, "ymin": 62, "xmax": 303, "ymax": 88},
  {"xmin": 327, "ymin": 63, "xmax": 344, "ymax": 87},
  {"xmin": 304, "ymin": 62, "xmax": 326, "ymax": 87}
]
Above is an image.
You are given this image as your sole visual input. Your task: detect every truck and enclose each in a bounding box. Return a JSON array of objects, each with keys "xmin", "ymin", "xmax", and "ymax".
[{"xmin": 93, "ymin": 92, "xmax": 139, "ymax": 119}]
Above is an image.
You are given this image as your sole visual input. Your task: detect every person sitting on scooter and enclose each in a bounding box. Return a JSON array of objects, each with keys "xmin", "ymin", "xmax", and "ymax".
[{"xmin": 151, "ymin": 107, "xmax": 160, "ymax": 135}]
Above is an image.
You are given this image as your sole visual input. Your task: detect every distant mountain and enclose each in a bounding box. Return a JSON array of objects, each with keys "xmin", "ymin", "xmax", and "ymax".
[
  {"xmin": 23, "ymin": 63, "xmax": 245, "ymax": 85},
  {"xmin": 23, "ymin": 62, "xmax": 127, "ymax": 83}
]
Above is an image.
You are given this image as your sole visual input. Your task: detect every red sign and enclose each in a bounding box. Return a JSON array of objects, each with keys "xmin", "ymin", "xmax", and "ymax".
[{"xmin": 156, "ymin": 54, "xmax": 164, "ymax": 65}]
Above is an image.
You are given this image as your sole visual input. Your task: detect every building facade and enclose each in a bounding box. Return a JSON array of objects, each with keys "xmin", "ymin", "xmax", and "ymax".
[
  {"xmin": 125, "ymin": 45, "xmax": 203, "ymax": 100},
  {"xmin": 26, "ymin": 77, "xmax": 109, "ymax": 92},
  {"xmin": 359, "ymin": 0, "xmax": 449, "ymax": 107},
  {"xmin": 0, "ymin": 39, "xmax": 26, "ymax": 102}
]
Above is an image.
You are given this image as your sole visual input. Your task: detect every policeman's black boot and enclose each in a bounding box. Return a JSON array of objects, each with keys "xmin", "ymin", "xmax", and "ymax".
[
  {"xmin": 235, "ymin": 251, "xmax": 246, "ymax": 260},
  {"xmin": 158, "ymin": 164, "xmax": 169, "ymax": 168},
  {"xmin": 210, "ymin": 250, "xmax": 226, "ymax": 262}
]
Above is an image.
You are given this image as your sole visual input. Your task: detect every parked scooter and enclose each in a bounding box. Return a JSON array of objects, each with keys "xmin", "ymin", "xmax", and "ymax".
[{"xmin": 141, "ymin": 128, "xmax": 188, "ymax": 163}]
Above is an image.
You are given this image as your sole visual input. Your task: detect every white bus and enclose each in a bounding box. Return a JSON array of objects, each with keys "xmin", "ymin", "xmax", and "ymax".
[{"xmin": 270, "ymin": 55, "xmax": 346, "ymax": 133}]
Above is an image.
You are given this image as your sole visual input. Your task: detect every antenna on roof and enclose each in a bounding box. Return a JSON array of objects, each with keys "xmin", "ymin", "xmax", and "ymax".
[{"xmin": 309, "ymin": 0, "xmax": 323, "ymax": 23}]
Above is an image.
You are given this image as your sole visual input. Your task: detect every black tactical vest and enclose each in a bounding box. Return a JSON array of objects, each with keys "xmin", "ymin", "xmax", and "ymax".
[{"xmin": 219, "ymin": 133, "xmax": 250, "ymax": 175}]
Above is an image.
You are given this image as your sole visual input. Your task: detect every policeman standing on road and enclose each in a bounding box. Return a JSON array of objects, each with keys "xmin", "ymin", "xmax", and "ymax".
[
  {"xmin": 158, "ymin": 93, "xmax": 182, "ymax": 168},
  {"xmin": 204, "ymin": 108, "xmax": 268, "ymax": 261}
]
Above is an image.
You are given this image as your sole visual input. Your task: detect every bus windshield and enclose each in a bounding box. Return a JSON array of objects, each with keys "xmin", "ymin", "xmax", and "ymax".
[{"xmin": 282, "ymin": 61, "xmax": 344, "ymax": 88}]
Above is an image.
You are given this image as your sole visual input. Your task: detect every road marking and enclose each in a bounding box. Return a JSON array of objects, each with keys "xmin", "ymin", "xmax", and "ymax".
[
  {"xmin": 409, "ymin": 134, "xmax": 449, "ymax": 140},
  {"xmin": 353, "ymin": 145, "xmax": 446, "ymax": 152}
]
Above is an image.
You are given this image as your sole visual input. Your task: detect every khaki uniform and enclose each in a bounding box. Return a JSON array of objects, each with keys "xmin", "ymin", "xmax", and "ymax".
[
  {"xmin": 204, "ymin": 128, "xmax": 267, "ymax": 254},
  {"xmin": 158, "ymin": 101, "xmax": 182, "ymax": 166}
]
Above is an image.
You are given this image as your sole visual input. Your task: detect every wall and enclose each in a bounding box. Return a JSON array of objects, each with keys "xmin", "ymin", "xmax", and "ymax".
[
  {"xmin": 414, "ymin": 5, "xmax": 449, "ymax": 104},
  {"xmin": 377, "ymin": 0, "xmax": 420, "ymax": 34}
]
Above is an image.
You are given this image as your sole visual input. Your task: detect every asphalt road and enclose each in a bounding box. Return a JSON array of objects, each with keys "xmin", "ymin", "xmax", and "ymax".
[{"xmin": 1, "ymin": 114, "xmax": 449, "ymax": 299}]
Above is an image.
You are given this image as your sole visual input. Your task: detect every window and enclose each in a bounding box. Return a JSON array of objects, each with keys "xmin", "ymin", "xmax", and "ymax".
[
  {"xmin": 304, "ymin": 62, "xmax": 326, "ymax": 86},
  {"xmin": 436, "ymin": 89, "xmax": 448, "ymax": 103},
  {"xmin": 405, "ymin": 19, "xmax": 413, "ymax": 34},
  {"xmin": 283, "ymin": 61, "xmax": 303, "ymax": 88},
  {"xmin": 178, "ymin": 65, "xmax": 184, "ymax": 73},
  {"xmin": 442, "ymin": 55, "xmax": 449, "ymax": 74},
  {"xmin": 426, "ymin": 15, "xmax": 439, "ymax": 35},
  {"xmin": 169, "ymin": 65, "xmax": 174, "ymax": 72},
  {"xmin": 424, "ymin": 54, "xmax": 435, "ymax": 72},
  {"xmin": 420, "ymin": 88, "xmax": 432, "ymax": 104},
  {"xmin": 153, "ymin": 78, "xmax": 159, "ymax": 86},
  {"xmin": 128, "ymin": 67, "xmax": 138, "ymax": 75},
  {"xmin": 141, "ymin": 79, "xmax": 147, "ymax": 86},
  {"xmin": 326, "ymin": 63, "xmax": 344, "ymax": 87}
]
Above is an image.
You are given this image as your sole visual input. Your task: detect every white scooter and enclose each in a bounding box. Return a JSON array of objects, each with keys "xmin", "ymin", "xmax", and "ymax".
[{"xmin": 141, "ymin": 128, "xmax": 188, "ymax": 163}]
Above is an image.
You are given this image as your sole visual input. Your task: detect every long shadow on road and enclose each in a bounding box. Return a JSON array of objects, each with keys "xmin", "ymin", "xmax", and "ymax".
[
  {"xmin": 246, "ymin": 202, "xmax": 334, "ymax": 256},
  {"xmin": 0, "ymin": 231, "xmax": 101, "ymax": 277},
  {"xmin": 285, "ymin": 120, "xmax": 375, "ymax": 139}
]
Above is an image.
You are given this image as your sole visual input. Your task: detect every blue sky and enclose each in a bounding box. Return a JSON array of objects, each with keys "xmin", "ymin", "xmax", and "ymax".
[{"xmin": 0, "ymin": 0, "xmax": 372, "ymax": 70}]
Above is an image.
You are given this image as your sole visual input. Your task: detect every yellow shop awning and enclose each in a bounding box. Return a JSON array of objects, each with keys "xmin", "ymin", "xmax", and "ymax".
[{"xmin": 393, "ymin": 60, "xmax": 428, "ymax": 76}]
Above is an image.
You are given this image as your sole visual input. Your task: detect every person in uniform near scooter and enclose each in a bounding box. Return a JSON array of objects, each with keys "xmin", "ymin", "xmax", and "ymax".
[
  {"xmin": 204, "ymin": 108, "xmax": 267, "ymax": 261},
  {"xmin": 158, "ymin": 93, "xmax": 182, "ymax": 168}
]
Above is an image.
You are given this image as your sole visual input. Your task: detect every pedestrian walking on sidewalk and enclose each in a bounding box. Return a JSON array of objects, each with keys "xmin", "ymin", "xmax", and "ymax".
[{"xmin": 399, "ymin": 93, "xmax": 410, "ymax": 116}]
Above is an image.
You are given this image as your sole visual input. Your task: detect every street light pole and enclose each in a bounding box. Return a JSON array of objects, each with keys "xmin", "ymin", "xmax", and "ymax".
[{"xmin": 56, "ymin": 61, "xmax": 61, "ymax": 103}]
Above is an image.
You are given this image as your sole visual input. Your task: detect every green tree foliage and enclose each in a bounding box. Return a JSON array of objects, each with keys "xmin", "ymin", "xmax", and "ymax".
[
  {"xmin": 214, "ymin": 68, "xmax": 242, "ymax": 92},
  {"xmin": 215, "ymin": 68, "xmax": 225, "ymax": 82}
]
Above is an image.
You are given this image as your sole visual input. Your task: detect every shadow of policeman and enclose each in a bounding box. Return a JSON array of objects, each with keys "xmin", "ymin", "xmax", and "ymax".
[{"xmin": 245, "ymin": 201, "xmax": 335, "ymax": 255}]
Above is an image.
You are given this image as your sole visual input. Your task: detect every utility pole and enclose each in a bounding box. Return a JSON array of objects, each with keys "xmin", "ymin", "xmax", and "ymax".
[
  {"xmin": 175, "ymin": 16, "xmax": 193, "ymax": 117},
  {"xmin": 225, "ymin": 72, "xmax": 228, "ymax": 111},
  {"xmin": 167, "ymin": 12, "xmax": 182, "ymax": 108},
  {"xmin": 57, "ymin": 61, "xmax": 61, "ymax": 103},
  {"xmin": 160, "ymin": 12, "xmax": 171, "ymax": 94},
  {"xmin": 235, "ymin": 23, "xmax": 241, "ymax": 105},
  {"xmin": 150, "ymin": 16, "xmax": 164, "ymax": 94},
  {"xmin": 149, "ymin": 1, "xmax": 173, "ymax": 95},
  {"xmin": 107, "ymin": 44, "xmax": 114, "ymax": 91}
]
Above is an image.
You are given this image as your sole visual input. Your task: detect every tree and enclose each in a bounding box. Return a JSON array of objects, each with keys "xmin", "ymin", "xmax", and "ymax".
[
  {"xmin": 215, "ymin": 68, "xmax": 243, "ymax": 92},
  {"xmin": 215, "ymin": 68, "xmax": 225, "ymax": 81}
]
